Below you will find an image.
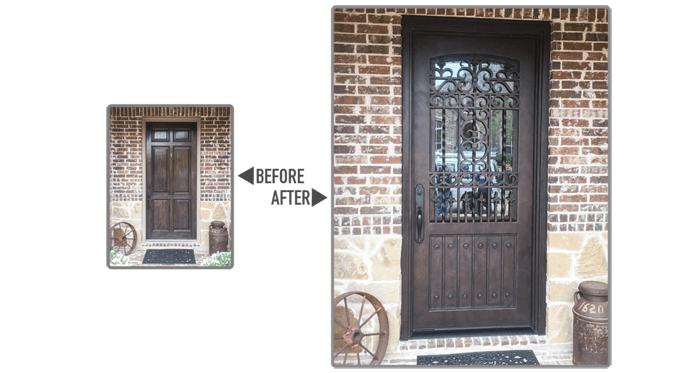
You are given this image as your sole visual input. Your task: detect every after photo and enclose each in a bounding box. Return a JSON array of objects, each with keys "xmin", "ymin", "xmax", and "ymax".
[{"xmin": 332, "ymin": 7, "xmax": 609, "ymax": 366}]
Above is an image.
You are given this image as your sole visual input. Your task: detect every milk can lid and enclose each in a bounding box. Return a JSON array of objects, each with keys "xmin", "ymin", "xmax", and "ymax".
[
  {"xmin": 579, "ymin": 281, "xmax": 608, "ymax": 296},
  {"xmin": 211, "ymin": 221, "xmax": 225, "ymax": 227}
]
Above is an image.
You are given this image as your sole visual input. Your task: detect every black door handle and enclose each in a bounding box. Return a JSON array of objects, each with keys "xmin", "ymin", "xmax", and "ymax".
[
  {"xmin": 415, "ymin": 184, "xmax": 424, "ymax": 243},
  {"xmin": 416, "ymin": 209, "xmax": 423, "ymax": 243}
]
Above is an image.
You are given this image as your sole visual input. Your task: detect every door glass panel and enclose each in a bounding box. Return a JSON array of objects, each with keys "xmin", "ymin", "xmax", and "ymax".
[
  {"xmin": 153, "ymin": 130, "xmax": 169, "ymax": 141},
  {"xmin": 429, "ymin": 55, "xmax": 519, "ymax": 223},
  {"xmin": 174, "ymin": 130, "xmax": 190, "ymax": 141}
]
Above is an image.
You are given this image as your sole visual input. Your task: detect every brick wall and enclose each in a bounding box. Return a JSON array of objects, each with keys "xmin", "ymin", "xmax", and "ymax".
[
  {"xmin": 333, "ymin": 7, "xmax": 609, "ymax": 235},
  {"xmin": 110, "ymin": 112, "xmax": 143, "ymax": 202},
  {"xmin": 109, "ymin": 106, "xmax": 232, "ymax": 203}
]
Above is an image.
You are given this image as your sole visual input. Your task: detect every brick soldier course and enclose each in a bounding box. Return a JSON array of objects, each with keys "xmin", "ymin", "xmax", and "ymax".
[{"xmin": 333, "ymin": 7, "xmax": 609, "ymax": 360}]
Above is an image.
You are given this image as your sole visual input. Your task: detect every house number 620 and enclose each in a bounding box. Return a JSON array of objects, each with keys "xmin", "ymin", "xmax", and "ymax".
[{"xmin": 579, "ymin": 302, "xmax": 604, "ymax": 314}]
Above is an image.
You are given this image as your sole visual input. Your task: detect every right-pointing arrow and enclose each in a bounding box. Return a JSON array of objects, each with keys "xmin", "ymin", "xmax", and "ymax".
[
  {"xmin": 238, "ymin": 167, "xmax": 254, "ymax": 185},
  {"xmin": 311, "ymin": 188, "xmax": 327, "ymax": 207}
]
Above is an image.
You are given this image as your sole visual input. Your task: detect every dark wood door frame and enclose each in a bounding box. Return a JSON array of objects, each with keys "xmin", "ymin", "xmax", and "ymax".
[
  {"xmin": 141, "ymin": 117, "xmax": 201, "ymax": 243},
  {"xmin": 400, "ymin": 16, "xmax": 550, "ymax": 340}
]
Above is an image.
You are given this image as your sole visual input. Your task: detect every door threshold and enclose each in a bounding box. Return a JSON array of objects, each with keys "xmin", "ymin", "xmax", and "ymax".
[
  {"xmin": 144, "ymin": 240, "xmax": 198, "ymax": 243},
  {"xmin": 405, "ymin": 327, "xmax": 540, "ymax": 341},
  {"xmin": 141, "ymin": 240, "xmax": 200, "ymax": 248}
]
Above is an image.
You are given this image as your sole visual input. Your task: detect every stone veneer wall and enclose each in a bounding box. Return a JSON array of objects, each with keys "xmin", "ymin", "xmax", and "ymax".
[
  {"xmin": 333, "ymin": 7, "xmax": 609, "ymax": 352},
  {"xmin": 109, "ymin": 106, "xmax": 232, "ymax": 248}
]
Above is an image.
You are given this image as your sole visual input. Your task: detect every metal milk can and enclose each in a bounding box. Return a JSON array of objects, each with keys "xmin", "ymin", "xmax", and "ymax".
[
  {"xmin": 209, "ymin": 221, "xmax": 228, "ymax": 255},
  {"xmin": 572, "ymin": 281, "xmax": 609, "ymax": 365}
]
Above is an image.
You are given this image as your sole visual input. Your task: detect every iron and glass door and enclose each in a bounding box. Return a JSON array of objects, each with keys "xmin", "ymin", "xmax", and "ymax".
[
  {"xmin": 146, "ymin": 122, "xmax": 197, "ymax": 240},
  {"xmin": 401, "ymin": 16, "xmax": 549, "ymax": 339}
]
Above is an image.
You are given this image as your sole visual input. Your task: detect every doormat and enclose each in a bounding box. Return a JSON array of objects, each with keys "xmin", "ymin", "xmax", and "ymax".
[
  {"xmin": 142, "ymin": 249, "xmax": 196, "ymax": 264},
  {"xmin": 417, "ymin": 350, "xmax": 539, "ymax": 366}
]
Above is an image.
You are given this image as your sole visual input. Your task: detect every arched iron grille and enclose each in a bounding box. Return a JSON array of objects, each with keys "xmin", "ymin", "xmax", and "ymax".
[{"xmin": 429, "ymin": 54, "xmax": 519, "ymax": 223}]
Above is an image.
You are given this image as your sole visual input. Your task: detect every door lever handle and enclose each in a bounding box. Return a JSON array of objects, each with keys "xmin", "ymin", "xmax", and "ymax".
[
  {"xmin": 147, "ymin": 195, "xmax": 151, "ymax": 208},
  {"xmin": 416, "ymin": 209, "xmax": 423, "ymax": 243},
  {"xmin": 415, "ymin": 184, "xmax": 424, "ymax": 243}
]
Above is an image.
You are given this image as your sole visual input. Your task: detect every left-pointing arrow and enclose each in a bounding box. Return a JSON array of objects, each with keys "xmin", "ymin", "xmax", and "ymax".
[{"xmin": 238, "ymin": 167, "xmax": 254, "ymax": 185}]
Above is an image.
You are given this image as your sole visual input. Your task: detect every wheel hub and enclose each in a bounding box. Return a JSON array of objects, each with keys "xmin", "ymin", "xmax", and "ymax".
[
  {"xmin": 342, "ymin": 326, "xmax": 363, "ymax": 348},
  {"xmin": 113, "ymin": 228, "xmax": 127, "ymax": 246}
]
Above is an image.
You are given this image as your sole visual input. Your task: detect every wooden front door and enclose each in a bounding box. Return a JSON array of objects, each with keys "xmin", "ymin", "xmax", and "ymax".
[
  {"xmin": 146, "ymin": 122, "xmax": 197, "ymax": 240},
  {"xmin": 401, "ymin": 16, "xmax": 549, "ymax": 339}
]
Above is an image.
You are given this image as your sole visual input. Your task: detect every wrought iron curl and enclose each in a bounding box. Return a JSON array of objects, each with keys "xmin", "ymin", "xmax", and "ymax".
[
  {"xmin": 504, "ymin": 173, "xmax": 518, "ymax": 186},
  {"xmin": 445, "ymin": 96, "xmax": 459, "ymax": 107},
  {"xmin": 476, "ymin": 70, "xmax": 493, "ymax": 92}
]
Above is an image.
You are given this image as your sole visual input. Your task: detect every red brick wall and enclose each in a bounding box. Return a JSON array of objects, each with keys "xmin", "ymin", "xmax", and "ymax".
[
  {"xmin": 109, "ymin": 106, "xmax": 232, "ymax": 203},
  {"xmin": 333, "ymin": 7, "xmax": 609, "ymax": 235}
]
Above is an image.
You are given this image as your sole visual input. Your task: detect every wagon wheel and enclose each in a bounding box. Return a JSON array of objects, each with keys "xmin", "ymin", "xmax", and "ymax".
[
  {"xmin": 110, "ymin": 222, "xmax": 137, "ymax": 256},
  {"xmin": 333, "ymin": 291, "xmax": 389, "ymax": 366}
]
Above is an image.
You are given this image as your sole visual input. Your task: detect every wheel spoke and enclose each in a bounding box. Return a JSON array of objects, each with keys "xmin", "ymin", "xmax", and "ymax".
[
  {"xmin": 357, "ymin": 294, "xmax": 367, "ymax": 329},
  {"xmin": 343, "ymin": 349, "xmax": 348, "ymax": 365},
  {"xmin": 334, "ymin": 343, "xmax": 349, "ymax": 359},
  {"xmin": 334, "ymin": 318, "xmax": 349, "ymax": 332},
  {"xmin": 344, "ymin": 297, "xmax": 350, "ymax": 327},
  {"xmin": 359, "ymin": 307, "xmax": 382, "ymax": 328},
  {"xmin": 357, "ymin": 351, "xmax": 360, "ymax": 365},
  {"xmin": 359, "ymin": 343, "xmax": 377, "ymax": 360},
  {"xmin": 361, "ymin": 332, "xmax": 386, "ymax": 337}
]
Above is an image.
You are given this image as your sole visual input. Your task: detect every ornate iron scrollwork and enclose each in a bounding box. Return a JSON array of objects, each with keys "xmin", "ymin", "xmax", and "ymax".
[{"xmin": 429, "ymin": 54, "xmax": 519, "ymax": 223}]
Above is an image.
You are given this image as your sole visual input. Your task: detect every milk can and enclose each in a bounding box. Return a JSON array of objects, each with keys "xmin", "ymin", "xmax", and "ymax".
[
  {"xmin": 572, "ymin": 281, "xmax": 609, "ymax": 365},
  {"xmin": 209, "ymin": 221, "xmax": 228, "ymax": 255}
]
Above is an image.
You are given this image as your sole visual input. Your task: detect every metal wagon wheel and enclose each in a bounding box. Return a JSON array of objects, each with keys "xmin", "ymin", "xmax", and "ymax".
[
  {"xmin": 333, "ymin": 291, "xmax": 389, "ymax": 366},
  {"xmin": 110, "ymin": 222, "xmax": 137, "ymax": 256}
]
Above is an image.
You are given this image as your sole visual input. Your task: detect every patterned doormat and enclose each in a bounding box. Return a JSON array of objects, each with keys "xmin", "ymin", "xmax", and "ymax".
[
  {"xmin": 142, "ymin": 249, "xmax": 196, "ymax": 264},
  {"xmin": 417, "ymin": 350, "xmax": 539, "ymax": 366}
]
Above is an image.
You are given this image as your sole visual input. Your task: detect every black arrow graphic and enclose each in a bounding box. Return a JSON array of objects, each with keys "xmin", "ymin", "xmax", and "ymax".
[
  {"xmin": 238, "ymin": 167, "xmax": 254, "ymax": 185},
  {"xmin": 311, "ymin": 188, "xmax": 327, "ymax": 207}
]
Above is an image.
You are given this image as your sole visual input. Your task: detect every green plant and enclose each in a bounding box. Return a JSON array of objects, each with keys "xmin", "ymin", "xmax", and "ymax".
[
  {"xmin": 201, "ymin": 251, "xmax": 231, "ymax": 267},
  {"xmin": 494, "ymin": 153, "xmax": 513, "ymax": 164},
  {"xmin": 110, "ymin": 250, "xmax": 130, "ymax": 266}
]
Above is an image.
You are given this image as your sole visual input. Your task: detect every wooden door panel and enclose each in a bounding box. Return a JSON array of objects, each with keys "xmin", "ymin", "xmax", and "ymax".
[
  {"xmin": 443, "ymin": 235, "xmax": 458, "ymax": 309},
  {"xmin": 173, "ymin": 199, "xmax": 190, "ymax": 231},
  {"xmin": 146, "ymin": 123, "xmax": 197, "ymax": 240},
  {"xmin": 428, "ymin": 236, "xmax": 442, "ymax": 310},
  {"xmin": 472, "ymin": 235, "xmax": 488, "ymax": 308},
  {"xmin": 173, "ymin": 147, "xmax": 191, "ymax": 193},
  {"xmin": 458, "ymin": 235, "xmax": 473, "ymax": 308},
  {"xmin": 401, "ymin": 16, "xmax": 549, "ymax": 339},
  {"xmin": 153, "ymin": 147, "xmax": 169, "ymax": 193},
  {"xmin": 487, "ymin": 235, "xmax": 503, "ymax": 307},
  {"xmin": 152, "ymin": 199, "xmax": 170, "ymax": 231}
]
